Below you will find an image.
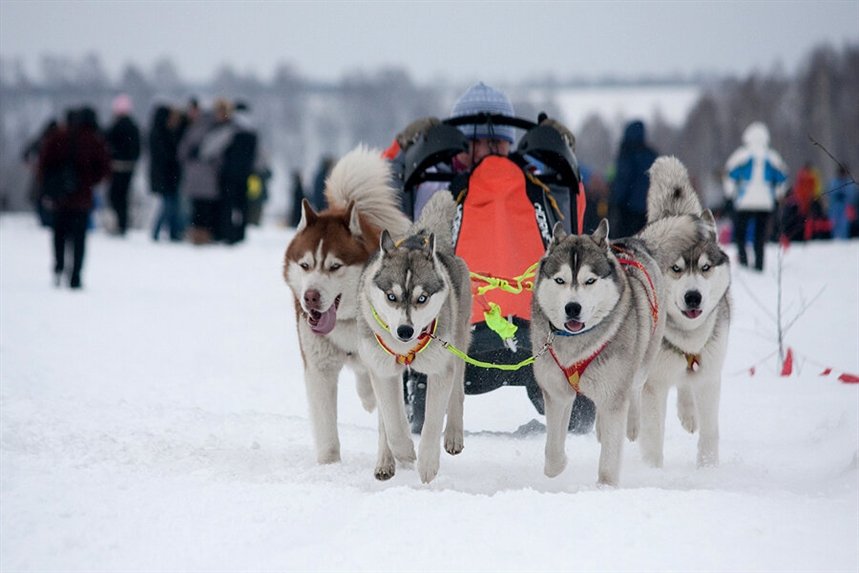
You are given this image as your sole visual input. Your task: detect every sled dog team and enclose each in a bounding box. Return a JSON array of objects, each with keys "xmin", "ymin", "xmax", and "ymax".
[{"xmin": 284, "ymin": 146, "xmax": 731, "ymax": 486}]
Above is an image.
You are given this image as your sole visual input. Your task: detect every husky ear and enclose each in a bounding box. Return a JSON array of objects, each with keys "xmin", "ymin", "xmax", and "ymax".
[
  {"xmin": 424, "ymin": 233, "xmax": 436, "ymax": 258},
  {"xmin": 380, "ymin": 229, "xmax": 396, "ymax": 254},
  {"xmin": 701, "ymin": 209, "xmax": 718, "ymax": 240},
  {"xmin": 551, "ymin": 222, "xmax": 567, "ymax": 246},
  {"xmin": 297, "ymin": 199, "xmax": 317, "ymax": 232},
  {"xmin": 592, "ymin": 218, "xmax": 610, "ymax": 248},
  {"xmin": 345, "ymin": 201, "xmax": 362, "ymax": 237}
]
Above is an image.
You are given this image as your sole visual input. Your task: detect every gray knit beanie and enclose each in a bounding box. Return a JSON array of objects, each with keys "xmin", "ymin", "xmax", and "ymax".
[{"xmin": 450, "ymin": 82, "xmax": 515, "ymax": 143}]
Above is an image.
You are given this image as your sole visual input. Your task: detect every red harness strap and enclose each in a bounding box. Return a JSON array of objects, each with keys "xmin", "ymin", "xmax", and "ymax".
[
  {"xmin": 611, "ymin": 246, "xmax": 660, "ymax": 334},
  {"xmin": 373, "ymin": 320, "xmax": 437, "ymax": 366},
  {"xmin": 548, "ymin": 341, "xmax": 609, "ymax": 393}
]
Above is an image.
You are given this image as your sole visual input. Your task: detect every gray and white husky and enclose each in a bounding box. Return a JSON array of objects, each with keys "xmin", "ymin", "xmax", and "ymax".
[
  {"xmin": 637, "ymin": 156, "xmax": 731, "ymax": 468},
  {"xmin": 530, "ymin": 220, "xmax": 667, "ymax": 486},
  {"xmin": 357, "ymin": 192, "xmax": 472, "ymax": 483}
]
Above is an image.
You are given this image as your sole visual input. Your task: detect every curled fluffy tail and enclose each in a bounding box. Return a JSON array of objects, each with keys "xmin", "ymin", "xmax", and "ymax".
[
  {"xmin": 410, "ymin": 191, "xmax": 456, "ymax": 252},
  {"xmin": 324, "ymin": 145, "xmax": 411, "ymax": 237},
  {"xmin": 646, "ymin": 156, "xmax": 702, "ymax": 223}
]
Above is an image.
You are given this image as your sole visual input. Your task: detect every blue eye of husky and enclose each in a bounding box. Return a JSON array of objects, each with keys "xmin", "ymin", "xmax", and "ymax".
[
  {"xmin": 386, "ymin": 293, "xmax": 397, "ymax": 302},
  {"xmin": 585, "ymin": 277, "xmax": 596, "ymax": 285},
  {"xmin": 671, "ymin": 265, "xmax": 682, "ymax": 273},
  {"xmin": 701, "ymin": 264, "xmax": 711, "ymax": 272},
  {"xmin": 554, "ymin": 277, "xmax": 565, "ymax": 285},
  {"xmin": 299, "ymin": 262, "xmax": 311, "ymax": 270},
  {"xmin": 416, "ymin": 294, "xmax": 428, "ymax": 304},
  {"xmin": 329, "ymin": 263, "xmax": 342, "ymax": 271}
]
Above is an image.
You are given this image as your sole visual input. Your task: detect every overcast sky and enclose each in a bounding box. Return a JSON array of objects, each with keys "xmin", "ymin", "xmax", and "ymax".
[{"xmin": 1, "ymin": 0, "xmax": 857, "ymax": 84}]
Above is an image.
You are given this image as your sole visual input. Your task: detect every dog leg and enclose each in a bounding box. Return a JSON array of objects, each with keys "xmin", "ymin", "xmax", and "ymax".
[
  {"xmin": 627, "ymin": 388, "xmax": 641, "ymax": 441},
  {"xmin": 371, "ymin": 371, "xmax": 416, "ymax": 465},
  {"xmin": 692, "ymin": 374, "xmax": 721, "ymax": 467},
  {"xmin": 596, "ymin": 396, "xmax": 628, "ymax": 486},
  {"xmin": 418, "ymin": 370, "xmax": 454, "ymax": 483},
  {"xmin": 355, "ymin": 369, "xmax": 376, "ymax": 413},
  {"xmin": 543, "ymin": 389, "xmax": 574, "ymax": 478},
  {"xmin": 304, "ymin": 364, "xmax": 341, "ymax": 464},
  {"xmin": 443, "ymin": 359, "xmax": 465, "ymax": 456},
  {"xmin": 374, "ymin": 409, "xmax": 396, "ymax": 480},
  {"xmin": 676, "ymin": 382, "xmax": 698, "ymax": 434},
  {"xmin": 639, "ymin": 379, "xmax": 669, "ymax": 468}
]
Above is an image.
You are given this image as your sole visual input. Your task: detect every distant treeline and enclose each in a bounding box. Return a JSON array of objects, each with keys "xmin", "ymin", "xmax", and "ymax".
[{"xmin": 0, "ymin": 43, "xmax": 856, "ymax": 212}]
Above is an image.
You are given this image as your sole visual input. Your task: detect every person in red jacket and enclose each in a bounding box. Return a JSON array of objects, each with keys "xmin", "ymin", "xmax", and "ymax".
[{"xmin": 39, "ymin": 107, "xmax": 111, "ymax": 289}]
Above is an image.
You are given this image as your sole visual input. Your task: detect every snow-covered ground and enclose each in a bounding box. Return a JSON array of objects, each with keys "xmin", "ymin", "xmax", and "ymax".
[{"xmin": 1, "ymin": 214, "xmax": 857, "ymax": 572}]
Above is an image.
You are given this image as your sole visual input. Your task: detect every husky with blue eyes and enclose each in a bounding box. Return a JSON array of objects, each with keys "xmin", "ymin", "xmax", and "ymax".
[
  {"xmin": 637, "ymin": 156, "xmax": 732, "ymax": 469},
  {"xmin": 357, "ymin": 192, "xmax": 472, "ymax": 484},
  {"xmin": 530, "ymin": 218, "xmax": 668, "ymax": 487}
]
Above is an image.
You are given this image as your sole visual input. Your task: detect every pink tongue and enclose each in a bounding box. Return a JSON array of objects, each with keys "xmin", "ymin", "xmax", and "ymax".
[
  {"xmin": 565, "ymin": 319, "xmax": 585, "ymax": 333},
  {"xmin": 683, "ymin": 309, "xmax": 702, "ymax": 319},
  {"xmin": 309, "ymin": 305, "xmax": 338, "ymax": 335}
]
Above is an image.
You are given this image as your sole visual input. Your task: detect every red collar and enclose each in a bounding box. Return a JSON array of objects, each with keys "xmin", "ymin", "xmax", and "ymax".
[
  {"xmin": 548, "ymin": 341, "xmax": 609, "ymax": 393},
  {"xmin": 373, "ymin": 319, "xmax": 437, "ymax": 366}
]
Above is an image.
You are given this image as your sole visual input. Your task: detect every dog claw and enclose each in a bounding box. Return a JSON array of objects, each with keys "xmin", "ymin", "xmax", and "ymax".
[{"xmin": 444, "ymin": 432, "xmax": 464, "ymax": 456}]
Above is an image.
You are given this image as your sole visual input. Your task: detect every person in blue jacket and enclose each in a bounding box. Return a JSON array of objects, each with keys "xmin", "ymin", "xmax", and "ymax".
[{"xmin": 609, "ymin": 120, "xmax": 658, "ymax": 237}]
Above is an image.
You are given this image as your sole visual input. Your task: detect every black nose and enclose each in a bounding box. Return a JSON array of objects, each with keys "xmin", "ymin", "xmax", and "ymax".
[
  {"xmin": 684, "ymin": 290, "xmax": 702, "ymax": 308},
  {"xmin": 396, "ymin": 325, "xmax": 414, "ymax": 340},
  {"xmin": 565, "ymin": 302, "xmax": 581, "ymax": 318}
]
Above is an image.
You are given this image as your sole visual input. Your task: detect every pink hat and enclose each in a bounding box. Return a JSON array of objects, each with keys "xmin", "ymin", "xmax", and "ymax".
[{"xmin": 112, "ymin": 94, "xmax": 133, "ymax": 115}]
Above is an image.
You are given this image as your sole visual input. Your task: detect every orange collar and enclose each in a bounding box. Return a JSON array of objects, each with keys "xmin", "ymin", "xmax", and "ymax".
[
  {"xmin": 373, "ymin": 319, "xmax": 437, "ymax": 366},
  {"xmin": 548, "ymin": 341, "xmax": 609, "ymax": 393}
]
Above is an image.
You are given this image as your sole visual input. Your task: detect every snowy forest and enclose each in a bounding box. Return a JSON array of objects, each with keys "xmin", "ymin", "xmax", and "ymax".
[{"xmin": 0, "ymin": 42, "xmax": 856, "ymax": 212}]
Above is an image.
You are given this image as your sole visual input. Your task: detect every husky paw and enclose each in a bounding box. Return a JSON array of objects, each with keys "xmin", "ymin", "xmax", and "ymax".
[
  {"xmin": 392, "ymin": 441, "xmax": 416, "ymax": 465},
  {"xmin": 597, "ymin": 474, "xmax": 619, "ymax": 488},
  {"xmin": 418, "ymin": 457, "xmax": 439, "ymax": 484},
  {"xmin": 374, "ymin": 463, "xmax": 395, "ymax": 481},
  {"xmin": 678, "ymin": 410, "xmax": 698, "ymax": 434},
  {"xmin": 316, "ymin": 448, "xmax": 341, "ymax": 465},
  {"xmin": 359, "ymin": 394, "xmax": 376, "ymax": 413},
  {"xmin": 444, "ymin": 430, "xmax": 464, "ymax": 456},
  {"xmin": 544, "ymin": 454, "xmax": 568, "ymax": 478}
]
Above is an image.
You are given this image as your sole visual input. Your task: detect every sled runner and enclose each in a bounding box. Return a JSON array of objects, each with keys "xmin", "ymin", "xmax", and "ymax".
[{"xmin": 391, "ymin": 113, "xmax": 596, "ymax": 434}]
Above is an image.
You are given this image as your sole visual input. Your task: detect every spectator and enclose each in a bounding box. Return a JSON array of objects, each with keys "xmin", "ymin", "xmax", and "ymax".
[
  {"xmin": 105, "ymin": 94, "xmax": 141, "ymax": 236},
  {"xmin": 287, "ymin": 169, "xmax": 306, "ymax": 228},
  {"xmin": 723, "ymin": 121, "xmax": 788, "ymax": 271},
  {"xmin": 39, "ymin": 107, "xmax": 110, "ymax": 289},
  {"xmin": 179, "ymin": 102, "xmax": 219, "ymax": 245},
  {"xmin": 827, "ymin": 165, "xmax": 858, "ymax": 240},
  {"xmin": 310, "ymin": 156, "xmax": 334, "ymax": 212},
  {"xmin": 149, "ymin": 105, "xmax": 184, "ymax": 241},
  {"xmin": 218, "ymin": 100, "xmax": 258, "ymax": 244},
  {"xmin": 609, "ymin": 120, "xmax": 658, "ymax": 237},
  {"xmin": 793, "ymin": 161, "xmax": 823, "ymax": 220}
]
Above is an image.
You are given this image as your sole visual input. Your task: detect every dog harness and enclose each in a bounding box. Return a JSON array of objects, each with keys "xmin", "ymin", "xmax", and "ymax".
[
  {"xmin": 611, "ymin": 245, "xmax": 660, "ymax": 334},
  {"xmin": 547, "ymin": 340, "xmax": 609, "ymax": 393},
  {"xmin": 370, "ymin": 304, "xmax": 438, "ymax": 366},
  {"xmin": 663, "ymin": 339, "xmax": 701, "ymax": 373}
]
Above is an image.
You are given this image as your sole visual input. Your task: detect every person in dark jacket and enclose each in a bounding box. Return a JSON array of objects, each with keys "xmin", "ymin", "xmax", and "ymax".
[
  {"xmin": 287, "ymin": 169, "xmax": 306, "ymax": 228},
  {"xmin": 609, "ymin": 120, "xmax": 658, "ymax": 237},
  {"xmin": 23, "ymin": 118, "xmax": 59, "ymax": 228},
  {"xmin": 218, "ymin": 101, "xmax": 257, "ymax": 244},
  {"xmin": 105, "ymin": 94, "xmax": 141, "ymax": 236},
  {"xmin": 149, "ymin": 105, "xmax": 184, "ymax": 241},
  {"xmin": 39, "ymin": 107, "xmax": 111, "ymax": 289}
]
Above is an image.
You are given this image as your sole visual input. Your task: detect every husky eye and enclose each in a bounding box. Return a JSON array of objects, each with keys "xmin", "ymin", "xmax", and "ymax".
[
  {"xmin": 416, "ymin": 294, "xmax": 428, "ymax": 304},
  {"xmin": 701, "ymin": 264, "xmax": 711, "ymax": 272},
  {"xmin": 554, "ymin": 277, "xmax": 565, "ymax": 285},
  {"xmin": 299, "ymin": 262, "xmax": 311, "ymax": 271},
  {"xmin": 671, "ymin": 264, "xmax": 682, "ymax": 273},
  {"xmin": 329, "ymin": 263, "xmax": 342, "ymax": 271},
  {"xmin": 585, "ymin": 277, "xmax": 596, "ymax": 285},
  {"xmin": 386, "ymin": 293, "xmax": 397, "ymax": 302}
]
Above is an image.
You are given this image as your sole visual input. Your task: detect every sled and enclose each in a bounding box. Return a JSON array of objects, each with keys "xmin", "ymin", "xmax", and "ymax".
[{"xmin": 392, "ymin": 113, "xmax": 596, "ymax": 434}]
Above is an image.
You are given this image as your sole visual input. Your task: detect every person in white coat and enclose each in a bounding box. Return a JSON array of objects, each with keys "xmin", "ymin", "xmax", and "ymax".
[{"xmin": 723, "ymin": 121, "xmax": 789, "ymax": 271}]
